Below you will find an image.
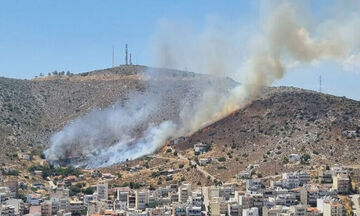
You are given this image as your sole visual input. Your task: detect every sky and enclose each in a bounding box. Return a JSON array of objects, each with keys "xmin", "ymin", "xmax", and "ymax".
[{"xmin": 0, "ymin": 0, "xmax": 359, "ymax": 100}]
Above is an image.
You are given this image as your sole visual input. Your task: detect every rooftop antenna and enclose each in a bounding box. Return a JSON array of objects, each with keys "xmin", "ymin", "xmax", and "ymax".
[
  {"xmin": 319, "ymin": 75, "xmax": 322, "ymax": 93},
  {"xmin": 125, "ymin": 44, "xmax": 128, "ymax": 65},
  {"xmin": 112, "ymin": 46, "xmax": 115, "ymax": 68},
  {"xmin": 129, "ymin": 53, "xmax": 132, "ymax": 65}
]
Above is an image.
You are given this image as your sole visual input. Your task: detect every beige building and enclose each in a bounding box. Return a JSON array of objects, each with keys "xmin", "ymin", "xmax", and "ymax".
[
  {"xmin": 149, "ymin": 207, "xmax": 167, "ymax": 216},
  {"xmin": 97, "ymin": 181, "xmax": 109, "ymax": 201},
  {"xmin": 70, "ymin": 200, "xmax": 84, "ymax": 215},
  {"xmin": 41, "ymin": 201, "xmax": 53, "ymax": 216},
  {"xmin": 210, "ymin": 197, "xmax": 227, "ymax": 216},
  {"xmin": 228, "ymin": 202, "xmax": 242, "ymax": 216},
  {"xmin": 290, "ymin": 204, "xmax": 306, "ymax": 216},
  {"xmin": 135, "ymin": 189, "xmax": 149, "ymax": 210},
  {"xmin": 323, "ymin": 201, "xmax": 344, "ymax": 216},
  {"xmin": 239, "ymin": 194, "xmax": 254, "ymax": 210},
  {"xmin": 178, "ymin": 184, "xmax": 192, "ymax": 203},
  {"xmin": 332, "ymin": 174, "xmax": 350, "ymax": 194}
]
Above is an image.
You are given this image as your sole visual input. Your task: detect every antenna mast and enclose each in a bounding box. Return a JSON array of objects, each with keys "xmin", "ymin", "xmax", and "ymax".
[
  {"xmin": 319, "ymin": 75, "xmax": 322, "ymax": 93},
  {"xmin": 129, "ymin": 53, "xmax": 132, "ymax": 65},
  {"xmin": 125, "ymin": 44, "xmax": 128, "ymax": 65}
]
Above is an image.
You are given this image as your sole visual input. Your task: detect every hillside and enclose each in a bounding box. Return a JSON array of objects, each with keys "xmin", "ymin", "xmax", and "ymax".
[
  {"xmin": 102, "ymin": 87, "xmax": 360, "ymax": 187},
  {"xmin": 0, "ymin": 65, "xmax": 234, "ymax": 163},
  {"xmin": 2, "ymin": 66, "xmax": 360, "ymax": 187},
  {"xmin": 172, "ymin": 87, "xmax": 360, "ymax": 179}
]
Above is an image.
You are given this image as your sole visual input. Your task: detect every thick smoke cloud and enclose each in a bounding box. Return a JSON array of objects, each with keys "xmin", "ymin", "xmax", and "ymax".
[
  {"xmin": 152, "ymin": 2, "xmax": 352, "ymax": 134},
  {"xmin": 45, "ymin": 71, "xmax": 179, "ymax": 168},
  {"xmin": 45, "ymin": 1, "xmax": 360, "ymax": 168}
]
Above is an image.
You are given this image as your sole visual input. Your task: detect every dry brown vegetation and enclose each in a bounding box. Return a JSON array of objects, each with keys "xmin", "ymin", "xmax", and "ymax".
[
  {"xmin": 1, "ymin": 65, "xmax": 232, "ymax": 164},
  {"xmin": 2, "ymin": 65, "xmax": 360, "ymax": 189},
  {"xmin": 103, "ymin": 87, "xmax": 360, "ymax": 187}
]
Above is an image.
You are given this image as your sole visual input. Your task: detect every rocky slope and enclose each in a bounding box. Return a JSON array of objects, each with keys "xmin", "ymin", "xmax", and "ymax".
[
  {"xmin": 100, "ymin": 87, "xmax": 360, "ymax": 188},
  {"xmin": 171, "ymin": 87, "xmax": 360, "ymax": 179},
  {"xmin": 0, "ymin": 65, "xmax": 234, "ymax": 163},
  {"xmin": 2, "ymin": 65, "xmax": 360, "ymax": 187}
]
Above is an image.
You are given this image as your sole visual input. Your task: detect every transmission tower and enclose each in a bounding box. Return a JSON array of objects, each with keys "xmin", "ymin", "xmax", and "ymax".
[
  {"xmin": 125, "ymin": 44, "xmax": 128, "ymax": 65},
  {"xmin": 319, "ymin": 75, "xmax": 322, "ymax": 93}
]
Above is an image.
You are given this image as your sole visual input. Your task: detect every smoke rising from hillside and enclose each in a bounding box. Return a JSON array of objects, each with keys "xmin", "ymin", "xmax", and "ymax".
[
  {"xmin": 45, "ymin": 72, "xmax": 178, "ymax": 168},
  {"xmin": 152, "ymin": 2, "xmax": 353, "ymax": 134},
  {"xmin": 45, "ymin": 1, "xmax": 360, "ymax": 168}
]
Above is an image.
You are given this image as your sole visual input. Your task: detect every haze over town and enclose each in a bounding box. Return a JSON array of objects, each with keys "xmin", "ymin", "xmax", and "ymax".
[{"xmin": 1, "ymin": 1, "xmax": 360, "ymax": 216}]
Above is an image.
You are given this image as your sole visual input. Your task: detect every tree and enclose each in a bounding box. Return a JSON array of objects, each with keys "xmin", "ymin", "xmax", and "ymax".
[
  {"xmin": 83, "ymin": 187, "xmax": 95, "ymax": 195},
  {"xmin": 206, "ymin": 143, "xmax": 212, "ymax": 151},
  {"xmin": 301, "ymin": 154, "xmax": 311, "ymax": 164},
  {"xmin": 69, "ymin": 185, "xmax": 81, "ymax": 196},
  {"xmin": 129, "ymin": 182, "xmax": 140, "ymax": 189}
]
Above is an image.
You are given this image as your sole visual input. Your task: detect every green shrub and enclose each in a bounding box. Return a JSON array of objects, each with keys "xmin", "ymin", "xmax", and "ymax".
[
  {"xmin": 130, "ymin": 182, "xmax": 140, "ymax": 189},
  {"xmin": 151, "ymin": 172, "xmax": 160, "ymax": 178},
  {"xmin": 1, "ymin": 169, "xmax": 19, "ymax": 176},
  {"xmin": 83, "ymin": 187, "xmax": 95, "ymax": 195},
  {"xmin": 301, "ymin": 154, "xmax": 311, "ymax": 164},
  {"xmin": 218, "ymin": 157, "xmax": 226, "ymax": 162}
]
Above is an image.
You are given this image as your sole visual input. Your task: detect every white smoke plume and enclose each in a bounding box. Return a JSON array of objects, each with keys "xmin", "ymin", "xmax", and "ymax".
[
  {"xmin": 44, "ymin": 70, "xmax": 181, "ymax": 168},
  {"xmin": 151, "ymin": 1, "xmax": 352, "ymax": 135},
  {"xmin": 45, "ymin": 1, "xmax": 360, "ymax": 168}
]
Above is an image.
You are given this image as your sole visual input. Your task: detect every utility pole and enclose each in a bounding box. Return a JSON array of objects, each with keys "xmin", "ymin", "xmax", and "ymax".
[
  {"xmin": 319, "ymin": 75, "xmax": 322, "ymax": 93},
  {"xmin": 112, "ymin": 46, "xmax": 115, "ymax": 68},
  {"xmin": 125, "ymin": 44, "xmax": 128, "ymax": 65}
]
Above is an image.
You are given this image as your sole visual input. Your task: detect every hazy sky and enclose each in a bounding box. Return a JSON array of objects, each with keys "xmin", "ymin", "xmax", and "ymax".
[{"xmin": 1, "ymin": 0, "xmax": 359, "ymax": 100}]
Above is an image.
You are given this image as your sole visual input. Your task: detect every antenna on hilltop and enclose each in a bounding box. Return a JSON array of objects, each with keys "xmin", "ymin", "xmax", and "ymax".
[
  {"xmin": 125, "ymin": 44, "xmax": 128, "ymax": 65},
  {"xmin": 112, "ymin": 46, "xmax": 115, "ymax": 68},
  {"xmin": 129, "ymin": 53, "xmax": 132, "ymax": 65},
  {"xmin": 319, "ymin": 75, "xmax": 322, "ymax": 93}
]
